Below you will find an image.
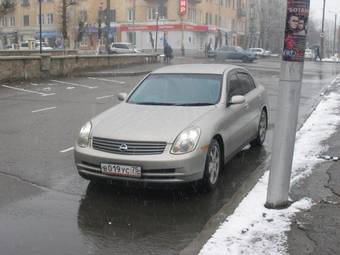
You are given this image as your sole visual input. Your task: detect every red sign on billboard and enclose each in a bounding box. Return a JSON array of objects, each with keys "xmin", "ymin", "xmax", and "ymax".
[{"xmin": 179, "ymin": 0, "xmax": 187, "ymax": 16}]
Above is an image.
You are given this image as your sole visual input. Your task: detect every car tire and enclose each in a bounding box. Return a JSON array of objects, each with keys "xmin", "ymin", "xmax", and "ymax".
[
  {"xmin": 202, "ymin": 139, "xmax": 222, "ymax": 191},
  {"xmin": 250, "ymin": 109, "xmax": 267, "ymax": 147}
]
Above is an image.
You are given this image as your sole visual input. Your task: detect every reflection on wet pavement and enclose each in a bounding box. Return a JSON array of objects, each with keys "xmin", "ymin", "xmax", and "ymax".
[{"xmin": 77, "ymin": 147, "xmax": 267, "ymax": 255}]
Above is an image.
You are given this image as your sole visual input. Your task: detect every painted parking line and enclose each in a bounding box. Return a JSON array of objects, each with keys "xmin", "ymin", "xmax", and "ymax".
[
  {"xmin": 96, "ymin": 94, "xmax": 115, "ymax": 100},
  {"xmin": 60, "ymin": 146, "xmax": 74, "ymax": 153},
  {"xmin": 88, "ymin": 77, "xmax": 126, "ymax": 84},
  {"xmin": 51, "ymin": 80, "xmax": 97, "ymax": 89},
  {"xmin": 32, "ymin": 106, "xmax": 56, "ymax": 113},
  {"xmin": 2, "ymin": 85, "xmax": 55, "ymax": 97}
]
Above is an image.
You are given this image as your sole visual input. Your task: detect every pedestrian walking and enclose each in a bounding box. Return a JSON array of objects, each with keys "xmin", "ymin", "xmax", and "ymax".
[
  {"xmin": 164, "ymin": 43, "xmax": 173, "ymax": 63},
  {"xmin": 314, "ymin": 47, "xmax": 321, "ymax": 61}
]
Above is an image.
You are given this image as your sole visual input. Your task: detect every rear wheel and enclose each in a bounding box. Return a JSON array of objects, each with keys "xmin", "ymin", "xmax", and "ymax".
[
  {"xmin": 202, "ymin": 139, "xmax": 221, "ymax": 191},
  {"xmin": 250, "ymin": 109, "xmax": 267, "ymax": 147}
]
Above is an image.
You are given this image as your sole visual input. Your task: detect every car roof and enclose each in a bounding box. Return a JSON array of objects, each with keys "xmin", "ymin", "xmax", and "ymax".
[{"xmin": 152, "ymin": 64, "xmax": 244, "ymax": 75}]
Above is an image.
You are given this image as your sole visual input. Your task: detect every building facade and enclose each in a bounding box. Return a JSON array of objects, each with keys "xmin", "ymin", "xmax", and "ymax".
[{"xmin": 0, "ymin": 0, "xmax": 247, "ymax": 53}]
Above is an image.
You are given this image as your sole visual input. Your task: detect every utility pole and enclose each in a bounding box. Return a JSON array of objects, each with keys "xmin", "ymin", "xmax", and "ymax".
[
  {"xmin": 266, "ymin": 0, "xmax": 311, "ymax": 208},
  {"xmin": 39, "ymin": 0, "xmax": 42, "ymax": 53},
  {"xmin": 155, "ymin": 11, "xmax": 159, "ymax": 52},
  {"xmin": 105, "ymin": 0, "xmax": 110, "ymax": 53},
  {"xmin": 333, "ymin": 13, "xmax": 337, "ymax": 56},
  {"xmin": 132, "ymin": 0, "xmax": 136, "ymax": 45},
  {"xmin": 320, "ymin": 0, "xmax": 326, "ymax": 59}
]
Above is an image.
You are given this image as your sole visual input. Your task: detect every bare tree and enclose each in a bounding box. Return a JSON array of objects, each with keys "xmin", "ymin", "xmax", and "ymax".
[
  {"xmin": 57, "ymin": 0, "xmax": 77, "ymax": 47},
  {"xmin": 258, "ymin": 0, "xmax": 286, "ymax": 52},
  {"xmin": 0, "ymin": 0, "xmax": 16, "ymax": 17}
]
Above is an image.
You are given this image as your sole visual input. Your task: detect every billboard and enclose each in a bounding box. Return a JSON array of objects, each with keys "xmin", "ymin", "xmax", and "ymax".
[{"xmin": 282, "ymin": 0, "xmax": 310, "ymax": 62}]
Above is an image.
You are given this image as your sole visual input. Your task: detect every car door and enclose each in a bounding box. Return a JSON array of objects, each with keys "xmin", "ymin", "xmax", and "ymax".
[
  {"xmin": 237, "ymin": 72, "xmax": 260, "ymax": 140},
  {"xmin": 221, "ymin": 71, "xmax": 249, "ymax": 155}
]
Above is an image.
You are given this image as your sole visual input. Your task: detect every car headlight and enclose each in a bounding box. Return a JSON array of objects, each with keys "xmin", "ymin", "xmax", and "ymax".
[
  {"xmin": 171, "ymin": 127, "xmax": 201, "ymax": 155},
  {"xmin": 77, "ymin": 121, "xmax": 92, "ymax": 148}
]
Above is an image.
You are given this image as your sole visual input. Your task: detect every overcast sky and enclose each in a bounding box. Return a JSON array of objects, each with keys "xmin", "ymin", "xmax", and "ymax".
[{"xmin": 310, "ymin": 0, "xmax": 340, "ymax": 22}]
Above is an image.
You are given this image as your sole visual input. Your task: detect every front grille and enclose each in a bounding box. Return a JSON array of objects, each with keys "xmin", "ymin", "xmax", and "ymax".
[{"xmin": 92, "ymin": 137, "xmax": 167, "ymax": 155}]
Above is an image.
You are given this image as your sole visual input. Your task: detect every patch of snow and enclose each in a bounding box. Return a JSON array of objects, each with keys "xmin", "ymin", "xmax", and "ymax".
[{"xmin": 199, "ymin": 92, "xmax": 340, "ymax": 255}]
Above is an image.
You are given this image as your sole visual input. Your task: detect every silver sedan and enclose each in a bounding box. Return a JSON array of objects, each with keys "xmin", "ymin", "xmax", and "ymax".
[{"xmin": 74, "ymin": 64, "xmax": 268, "ymax": 190}]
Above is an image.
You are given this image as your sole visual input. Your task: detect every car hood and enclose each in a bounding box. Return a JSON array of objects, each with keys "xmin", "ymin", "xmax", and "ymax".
[{"xmin": 91, "ymin": 103, "xmax": 216, "ymax": 143}]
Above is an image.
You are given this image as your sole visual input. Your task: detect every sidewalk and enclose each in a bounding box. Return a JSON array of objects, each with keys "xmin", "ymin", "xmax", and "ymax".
[
  {"xmin": 288, "ymin": 83, "xmax": 340, "ymax": 255},
  {"xmin": 197, "ymin": 76, "xmax": 340, "ymax": 255}
]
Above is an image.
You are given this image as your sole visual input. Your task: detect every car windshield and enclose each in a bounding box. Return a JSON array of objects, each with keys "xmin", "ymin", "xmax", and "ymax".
[{"xmin": 127, "ymin": 74, "xmax": 222, "ymax": 106}]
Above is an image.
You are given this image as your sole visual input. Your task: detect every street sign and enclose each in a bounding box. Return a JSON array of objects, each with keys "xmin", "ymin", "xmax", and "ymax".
[{"xmin": 179, "ymin": 0, "xmax": 187, "ymax": 16}]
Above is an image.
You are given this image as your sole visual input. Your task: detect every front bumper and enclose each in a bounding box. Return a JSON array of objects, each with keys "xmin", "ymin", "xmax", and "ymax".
[{"xmin": 74, "ymin": 143, "xmax": 206, "ymax": 184}]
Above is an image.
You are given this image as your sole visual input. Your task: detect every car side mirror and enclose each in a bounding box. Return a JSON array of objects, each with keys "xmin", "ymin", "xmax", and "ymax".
[
  {"xmin": 117, "ymin": 93, "xmax": 127, "ymax": 101},
  {"xmin": 229, "ymin": 95, "xmax": 245, "ymax": 105}
]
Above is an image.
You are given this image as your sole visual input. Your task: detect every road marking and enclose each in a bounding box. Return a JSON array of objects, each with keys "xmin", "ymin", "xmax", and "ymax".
[
  {"xmin": 30, "ymin": 82, "xmax": 39, "ymax": 86},
  {"xmin": 88, "ymin": 77, "xmax": 125, "ymax": 84},
  {"xmin": 51, "ymin": 80, "xmax": 97, "ymax": 89},
  {"xmin": 32, "ymin": 106, "xmax": 56, "ymax": 113},
  {"xmin": 2, "ymin": 85, "xmax": 55, "ymax": 97},
  {"xmin": 60, "ymin": 146, "xmax": 74, "ymax": 153},
  {"xmin": 96, "ymin": 94, "xmax": 115, "ymax": 100}
]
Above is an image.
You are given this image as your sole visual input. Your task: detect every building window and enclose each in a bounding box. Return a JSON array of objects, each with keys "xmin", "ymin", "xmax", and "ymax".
[
  {"xmin": 205, "ymin": 12, "xmax": 208, "ymax": 25},
  {"xmin": 127, "ymin": 8, "xmax": 133, "ymax": 22},
  {"xmin": 21, "ymin": 0, "xmax": 29, "ymax": 6},
  {"xmin": 110, "ymin": 9, "xmax": 116, "ymax": 22},
  {"xmin": 147, "ymin": 7, "xmax": 157, "ymax": 20},
  {"xmin": 37, "ymin": 14, "xmax": 45, "ymax": 25},
  {"xmin": 23, "ymin": 15, "xmax": 29, "ymax": 26},
  {"xmin": 10, "ymin": 16, "xmax": 15, "ymax": 26},
  {"xmin": 80, "ymin": 10, "xmax": 88, "ymax": 22},
  {"xmin": 47, "ymin": 13, "xmax": 53, "ymax": 24}
]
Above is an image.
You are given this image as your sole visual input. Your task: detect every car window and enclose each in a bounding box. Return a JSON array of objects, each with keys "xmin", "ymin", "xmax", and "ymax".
[
  {"xmin": 237, "ymin": 73, "xmax": 256, "ymax": 94},
  {"xmin": 128, "ymin": 74, "xmax": 222, "ymax": 106},
  {"xmin": 228, "ymin": 74, "xmax": 243, "ymax": 100}
]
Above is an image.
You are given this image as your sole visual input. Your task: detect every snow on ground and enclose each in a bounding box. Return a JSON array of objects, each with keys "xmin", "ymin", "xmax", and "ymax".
[{"xmin": 199, "ymin": 91, "xmax": 340, "ymax": 255}]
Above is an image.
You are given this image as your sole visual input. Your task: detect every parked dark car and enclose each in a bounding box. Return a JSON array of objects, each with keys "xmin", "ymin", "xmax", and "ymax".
[{"xmin": 208, "ymin": 46, "xmax": 257, "ymax": 62}]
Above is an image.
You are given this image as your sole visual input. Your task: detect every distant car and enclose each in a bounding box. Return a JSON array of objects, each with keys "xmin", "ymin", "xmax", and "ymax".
[
  {"xmin": 110, "ymin": 42, "xmax": 142, "ymax": 54},
  {"xmin": 35, "ymin": 41, "xmax": 53, "ymax": 50},
  {"xmin": 19, "ymin": 41, "xmax": 30, "ymax": 50},
  {"xmin": 249, "ymin": 48, "xmax": 265, "ymax": 56},
  {"xmin": 209, "ymin": 46, "xmax": 257, "ymax": 62},
  {"xmin": 74, "ymin": 64, "xmax": 268, "ymax": 190},
  {"xmin": 304, "ymin": 49, "xmax": 315, "ymax": 60}
]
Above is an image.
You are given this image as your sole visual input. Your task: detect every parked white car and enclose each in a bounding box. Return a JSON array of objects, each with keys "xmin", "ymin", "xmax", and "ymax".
[
  {"xmin": 249, "ymin": 48, "xmax": 265, "ymax": 56},
  {"xmin": 304, "ymin": 49, "xmax": 315, "ymax": 60},
  {"xmin": 110, "ymin": 42, "xmax": 142, "ymax": 54}
]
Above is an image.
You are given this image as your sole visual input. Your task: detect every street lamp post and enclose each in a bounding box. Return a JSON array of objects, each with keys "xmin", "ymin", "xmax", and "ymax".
[
  {"xmin": 39, "ymin": 0, "xmax": 42, "ymax": 53},
  {"xmin": 155, "ymin": 11, "xmax": 159, "ymax": 52},
  {"xmin": 105, "ymin": 0, "xmax": 111, "ymax": 54},
  {"xmin": 320, "ymin": 0, "xmax": 326, "ymax": 59},
  {"xmin": 333, "ymin": 13, "xmax": 337, "ymax": 56}
]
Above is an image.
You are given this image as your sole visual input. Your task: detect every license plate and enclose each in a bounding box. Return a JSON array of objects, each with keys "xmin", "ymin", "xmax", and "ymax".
[{"xmin": 101, "ymin": 163, "xmax": 142, "ymax": 178}]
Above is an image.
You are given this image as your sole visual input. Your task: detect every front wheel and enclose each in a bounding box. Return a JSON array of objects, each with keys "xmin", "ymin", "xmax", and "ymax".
[
  {"xmin": 250, "ymin": 109, "xmax": 267, "ymax": 147},
  {"xmin": 202, "ymin": 139, "xmax": 221, "ymax": 191}
]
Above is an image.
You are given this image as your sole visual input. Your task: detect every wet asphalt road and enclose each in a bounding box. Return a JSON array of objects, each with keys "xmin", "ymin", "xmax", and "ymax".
[{"xmin": 0, "ymin": 58, "xmax": 339, "ymax": 255}]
